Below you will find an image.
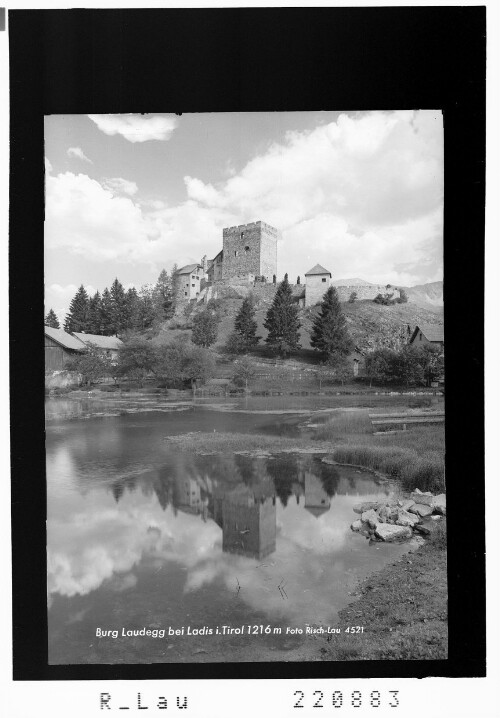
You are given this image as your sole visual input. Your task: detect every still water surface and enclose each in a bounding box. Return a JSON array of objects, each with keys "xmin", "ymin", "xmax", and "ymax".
[{"xmin": 47, "ymin": 395, "xmax": 413, "ymax": 664}]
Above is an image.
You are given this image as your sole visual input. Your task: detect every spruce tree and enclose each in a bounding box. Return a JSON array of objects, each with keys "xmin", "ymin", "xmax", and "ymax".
[
  {"xmin": 310, "ymin": 286, "xmax": 353, "ymax": 360},
  {"xmin": 233, "ymin": 296, "xmax": 259, "ymax": 351},
  {"xmin": 110, "ymin": 278, "xmax": 127, "ymax": 334},
  {"xmin": 125, "ymin": 287, "xmax": 141, "ymax": 331},
  {"xmin": 45, "ymin": 308, "xmax": 60, "ymax": 329},
  {"xmin": 264, "ymin": 274, "xmax": 301, "ymax": 357},
  {"xmin": 138, "ymin": 284, "xmax": 156, "ymax": 330},
  {"xmin": 64, "ymin": 285, "xmax": 89, "ymax": 333},
  {"xmin": 99, "ymin": 287, "xmax": 114, "ymax": 335},
  {"xmin": 153, "ymin": 269, "xmax": 174, "ymax": 321},
  {"xmin": 86, "ymin": 291, "xmax": 102, "ymax": 334}
]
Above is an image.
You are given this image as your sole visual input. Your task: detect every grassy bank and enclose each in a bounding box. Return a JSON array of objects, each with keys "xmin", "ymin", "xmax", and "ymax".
[
  {"xmin": 319, "ymin": 522, "xmax": 447, "ymax": 660},
  {"xmin": 313, "ymin": 413, "xmax": 445, "ymax": 493},
  {"xmin": 164, "ymin": 432, "xmax": 331, "ymax": 454}
]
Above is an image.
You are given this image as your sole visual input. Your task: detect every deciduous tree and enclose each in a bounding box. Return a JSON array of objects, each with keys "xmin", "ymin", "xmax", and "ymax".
[
  {"xmin": 65, "ymin": 343, "xmax": 112, "ymax": 386},
  {"xmin": 192, "ymin": 310, "xmax": 219, "ymax": 347}
]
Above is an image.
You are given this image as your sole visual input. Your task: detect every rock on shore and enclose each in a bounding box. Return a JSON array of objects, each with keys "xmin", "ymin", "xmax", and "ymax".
[{"xmin": 351, "ymin": 489, "xmax": 446, "ymax": 542}]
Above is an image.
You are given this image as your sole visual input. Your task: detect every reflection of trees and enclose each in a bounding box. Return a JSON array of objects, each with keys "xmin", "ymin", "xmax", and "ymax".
[
  {"xmin": 111, "ymin": 482, "xmax": 125, "ymax": 503},
  {"xmin": 234, "ymin": 454, "xmax": 255, "ymax": 485},
  {"xmin": 314, "ymin": 459, "xmax": 341, "ymax": 497},
  {"xmin": 266, "ymin": 455, "xmax": 300, "ymax": 507}
]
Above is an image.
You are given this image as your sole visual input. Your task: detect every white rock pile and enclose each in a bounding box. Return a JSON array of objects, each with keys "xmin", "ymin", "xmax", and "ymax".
[{"xmin": 350, "ymin": 489, "xmax": 446, "ymax": 542}]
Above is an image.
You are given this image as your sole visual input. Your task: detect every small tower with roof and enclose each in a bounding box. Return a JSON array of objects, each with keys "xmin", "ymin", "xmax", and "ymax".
[{"xmin": 305, "ymin": 263, "xmax": 332, "ymax": 307}]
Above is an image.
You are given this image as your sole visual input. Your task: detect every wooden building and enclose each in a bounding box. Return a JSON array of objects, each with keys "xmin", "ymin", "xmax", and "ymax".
[
  {"xmin": 44, "ymin": 326, "xmax": 85, "ymax": 372},
  {"xmin": 72, "ymin": 332, "xmax": 123, "ymax": 361},
  {"xmin": 409, "ymin": 324, "xmax": 444, "ymax": 350}
]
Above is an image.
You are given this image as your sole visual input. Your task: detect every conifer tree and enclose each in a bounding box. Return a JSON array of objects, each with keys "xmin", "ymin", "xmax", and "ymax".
[
  {"xmin": 86, "ymin": 291, "xmax": 102, "ymax": 334},
  {"xmin": 64, "ymin": 285, "xmax": 89, "ymax": 333},
  {"xmin": 125, "ymin": 287, "xmax": 141, "ymax": 331},
  {"xmin": 310, "ymin": 286, "xmax": 353, "ymax": 360},
  {"xmin": 44, "ymin": 308, "xmax": 60, "ymax": 329},
  {"xmin": 264, "ymin": 274, "xmax": 301, "ymax": 357},
  {"xmin": 110, "ymin": 278, "xmax": 127, "ymax": 334},
  {"xmin": 99, "ymin": 287, "xmax": 114, "ymax": 335},
  {"xmin": 137, "ymin": 284, "xmax": 156, "ymax": 330},
  {"xmin": 233, "ymin": 296, "xmax": 260, "ymax": 351},
  {"xmin": 153, "ymin": 269, "xmax": 174, "ymax": 321}
]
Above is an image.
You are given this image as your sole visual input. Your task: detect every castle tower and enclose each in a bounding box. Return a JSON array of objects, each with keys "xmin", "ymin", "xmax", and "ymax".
[{"xmin": 222, "ymin": 221, "xmax": 278, "ymax": 282}]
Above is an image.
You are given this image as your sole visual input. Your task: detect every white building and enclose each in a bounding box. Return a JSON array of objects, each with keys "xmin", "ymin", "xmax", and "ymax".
[{"xmin": 305, "ymin": 263, "xmax": 332, "ymax": 307}]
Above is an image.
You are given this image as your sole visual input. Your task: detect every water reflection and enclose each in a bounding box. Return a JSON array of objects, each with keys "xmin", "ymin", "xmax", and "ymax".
[{"xmin": 46, "ymin": 404, "xmax": 411, "ymax": 664}]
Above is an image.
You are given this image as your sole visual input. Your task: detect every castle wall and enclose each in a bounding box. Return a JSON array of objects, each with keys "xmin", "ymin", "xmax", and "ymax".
[
  {"xmin": 335, "ymin": 285, "xmax": 401, "ymax": 302},
  {"xmin": 222, "ymin": 221, "xmax": 278, "ymax": 282}
]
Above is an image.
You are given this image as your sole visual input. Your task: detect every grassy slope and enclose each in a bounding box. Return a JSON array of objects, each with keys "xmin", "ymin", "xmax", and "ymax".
[
  {"xmin": 153, "ymin": 295, "xmax": 443, "ymax": 358},
  {"xmin": 319, "ymin": 523, "xmax": 447, "ymax": 660}
]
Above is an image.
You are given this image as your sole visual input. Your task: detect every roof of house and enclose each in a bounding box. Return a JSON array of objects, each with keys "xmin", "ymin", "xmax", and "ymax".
[
  {"xmin": 304, "ymin": 505, "xmax": 330, "ymax": 517},
  {"xmin": 72, "ymin": 332, "xmax": 123, "ymax": 350},
  {"xmin": 44, "ymin": 326, "xmax": 86, "ymax": 351},
  {"xmin": 410, "ymin": 324, "xmax": 444, "ymax": 343},
  {"xmin": 176, "ymin": 263, "xmax": 203, "ymax": 275},
  {"xmin": 305, "ymin": 263, "xmax": 332, "ymax": 277}
]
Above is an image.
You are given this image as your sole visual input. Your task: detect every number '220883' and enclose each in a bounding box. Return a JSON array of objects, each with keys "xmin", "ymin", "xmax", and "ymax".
[{"xmin": 293, "ymin": 690, "xmax": 400, "ymax": 709}]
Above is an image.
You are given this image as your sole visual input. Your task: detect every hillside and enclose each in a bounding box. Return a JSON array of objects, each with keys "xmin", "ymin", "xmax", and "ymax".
[
  {"xmin": 403, "ymin": 281, "xmax": 443, "ymax": 312},
  {"xmin": 154, "ymin": 290, "xmax": 443, "ymax": 358}
]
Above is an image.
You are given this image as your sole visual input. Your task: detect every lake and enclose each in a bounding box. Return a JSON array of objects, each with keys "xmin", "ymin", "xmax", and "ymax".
[{"xmin": 46, "ymin": 394, "xmax": 422, "ymax": 664}]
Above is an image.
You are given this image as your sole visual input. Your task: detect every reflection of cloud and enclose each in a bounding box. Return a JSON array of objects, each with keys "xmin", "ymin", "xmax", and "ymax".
[
  {"xmin": 47, "ymin": 470, "xmax": 394, "ymax": 624},
  {"xmin": 105, "ymin": 572, "xmax": 138, "ymax": 593},
  {"xmin": 47, "ymin": 493, "xmax": 221, "ymax": 600}
]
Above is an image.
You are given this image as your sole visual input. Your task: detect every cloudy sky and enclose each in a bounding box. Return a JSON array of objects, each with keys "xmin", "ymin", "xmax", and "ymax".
[{"xmin": 44, "ymin": 111, "xmax": 443, "ymax": 322}]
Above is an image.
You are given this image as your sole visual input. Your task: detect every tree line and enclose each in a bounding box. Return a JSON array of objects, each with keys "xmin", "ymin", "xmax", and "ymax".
[{"xmin": 45, "ymin": 267, "xmax": 179, "ymax": 336}]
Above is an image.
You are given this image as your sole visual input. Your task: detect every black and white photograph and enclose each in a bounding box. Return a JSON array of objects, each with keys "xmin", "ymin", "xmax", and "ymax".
[
  {"xmin": 44, "ymin": 109, "xmax": 447, "ymax": 665},
  {"xmin": 6, "ymin": 5, "xmax": 491, "ymax": 715}
]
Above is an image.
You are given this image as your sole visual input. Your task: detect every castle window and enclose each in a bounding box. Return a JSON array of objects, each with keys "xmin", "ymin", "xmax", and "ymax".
[
  {"xmin": 234, "ymin": 251, "xmax": 238, "ymax": 257},
  {"xmin": 191, "ymin": 283, "xmax": 195, "ymax": 287},
  {"xmin": 244, "ymin": 246, "xmax": 250, "ymax": 253},
  {"xmin": 184, "ymin": 292, "xmax": 188, "ymax": 297},
  {"xmin": 419, "ymin": 332, "xmax": 423, "ymax": 340},
  {"xmin": 322, "ymin": 277, "xmax": 327, "ymax": 282},
  {"xmin": 241, "ymin": 232, "xmax": 244, "ymax": 239}
]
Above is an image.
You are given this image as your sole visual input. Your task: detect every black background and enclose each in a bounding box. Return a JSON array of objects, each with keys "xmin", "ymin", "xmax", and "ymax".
[{"xmin": 9, "ymin": 7, "xmax": 486, "ymax": 681}]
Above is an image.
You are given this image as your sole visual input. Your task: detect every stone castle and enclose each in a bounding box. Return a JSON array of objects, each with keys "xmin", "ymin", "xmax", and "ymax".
[{"xmin": 174, "ymin": 220, "xmax": 400, "ymax": 309}]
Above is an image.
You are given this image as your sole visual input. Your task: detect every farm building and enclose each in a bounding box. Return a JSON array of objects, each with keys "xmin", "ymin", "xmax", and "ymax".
[
  {"xmin": 409, "ymin": 324, "xmax": 444, "ymax": 350},
  {"xmin": 44, "ymin": 326, "xmax": 85, "ymax": 372},
  {"xmin": 72, "ymin": 332, "xmax": 123, "ymax": 361}
]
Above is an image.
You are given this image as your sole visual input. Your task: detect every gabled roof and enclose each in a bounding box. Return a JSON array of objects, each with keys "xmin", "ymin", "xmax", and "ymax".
[
  {"xmin": 72, "ymin": 333, "xmax": 123, "ymax": 350},
  {"xmin": 176, "ymin": 263, "xmax": 203, "ymax": 275},
  {"xmin": 44, "ymin": 326, "xmax": 86, "ymax": 351},
  {"xmin": 410, "ymin": 324, "xmax": 444, "ymax": 343},
  {"xmin": 305, "ymin": 263, "xmax": 332, "ymax": 277}
]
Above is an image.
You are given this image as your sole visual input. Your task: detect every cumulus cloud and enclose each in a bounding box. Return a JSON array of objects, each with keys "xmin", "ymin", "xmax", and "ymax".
[
  {"xmin": 67, "ymin": 146, "xmax": 93, "ymax": 163},
  {"xmin": 88, "ymin": 114, "xmax": 178, "ymax": 143},
  {"xmin": 45, "ymin": 172, "xmax": 160, "ymax": 261},
  {"xmin": 102, "ymin": 177, "xmax": 138, "ymax": 196},
  {"xmin": 46, "ymin": 111, "xmax": 443, "ymax": 286},
  {"xmin": 45, "ymin": 157, "xmax": 53, "ymax": 173}
]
